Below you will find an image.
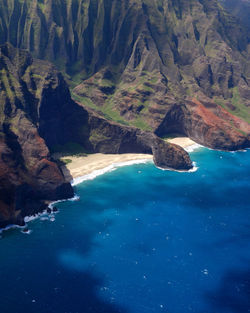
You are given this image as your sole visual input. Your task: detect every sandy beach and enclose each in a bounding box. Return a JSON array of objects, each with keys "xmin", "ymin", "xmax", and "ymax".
[
  {"xmin": 166, "ymin": 136, "xmax": 196, "ymax": 148},
  {"xmin": 57, "ymin": 137, "xmax": 197, "ymax": 182},
  {"xmin": 60, "ymin": 153, "xmax": 153, "ymax": 181}
]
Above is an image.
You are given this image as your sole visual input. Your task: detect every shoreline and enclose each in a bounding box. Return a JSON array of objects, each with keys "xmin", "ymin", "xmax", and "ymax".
[
  {"xmin": 2, "ymin": 143, "xmax": 248, "ymax": 235},
  {"xmin": 71, "ymin": 157, "xmax": 153, "ymax": 186},
  {"xmin": 59, "ymin": 137, "xmax": 199, "ymax": 183},
  {"xmin": 166, "ymin": 137, "xmax": 197, "ymax": 148},
  {"xmin": 0, "ymin": 138, "xmax": 200, "ymax": 234},
  {"xmin": 61, "ymin": 153, "xmax": 153, "ymax": 183}
]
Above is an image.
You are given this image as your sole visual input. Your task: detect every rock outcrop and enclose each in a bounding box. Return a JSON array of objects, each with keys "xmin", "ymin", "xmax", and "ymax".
[
  {"xmin": 74, "ymin": 106, "xmax": 193, "ymax": 170},
  {"xmin": 154, "ymin": 98, "xmax": 250, "ymax": 150},
  {"xmin": 0, "ymin": 44, "xmax": 192, "ymax": 228},
  {"xmin": 0, "ymin": 43, "xmax": 75, "ymax": 227},
  {"xmin": 1, "ymin": 0, "xmax": 249, "ymax": 227}
]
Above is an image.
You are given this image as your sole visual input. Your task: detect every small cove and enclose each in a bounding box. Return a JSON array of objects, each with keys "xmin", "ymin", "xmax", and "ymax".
[{"xmin": 0, "ymin": 148, "xmax": 249, "ymax": 313}]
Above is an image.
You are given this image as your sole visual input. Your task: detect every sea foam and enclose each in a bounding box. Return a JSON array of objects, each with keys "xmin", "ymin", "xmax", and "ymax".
[
  {"xmin": 0, "ymin": 151, "xmax": 198, "ymax": 234},
  {"xmin": 48, "ymin": 194, "xmax": 80, "ymax": 209},
  {"xmin": 72, "ymin": 146, "xmax": 201, "ymax": 185},
  {"xmin": 156, "ymin": 161, "xmax": 198, "ymax": 173},
  {"xmin": 184, "ymin": 143, "xmax": 203, "ymax": 153},
  {"xmin": 71, "ymin": 158, "xmax": 153, "ymax": 186},
  {"xmin": 0, "ymin": 224, "xmax": 24, "ymax": 235}
]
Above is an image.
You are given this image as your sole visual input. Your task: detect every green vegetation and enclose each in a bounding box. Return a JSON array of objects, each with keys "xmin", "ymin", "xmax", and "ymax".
[
  {"xmin": 71, "ymin": 91, "xmax": 130, "ymax": 126},
  {"xmin": 60, "ymin": 158, "xmax": 73, "ymax": 165},
  {"xmin": 70, "ymin": 69, "xmax": 159, "ymax": 131},
  {"xmin": 0, "ymin": 0, "xmax": 249, "ymax": 134},
  {"xmin": 130, "ymin": 116, "xmax": 153, "ymax": 132},
  {"xmin": 72, "ymin": 89, "xmax": 153, "ymax": 131},
  {"xmin": 89, "ymin": 129, "xmax": 110, "ymax": 143},
  {"xmin": 37, "ymin": 1, "xmax": 46, "ymax": 12},
  {"xmin": 0, "ymin": 69, "xmax": 15, "ymax": 101},
  {"xmin": 214, "ymin": 88, "xmax": 250, "ymax": 124},
  {"xmin": 54, "ymin": 158, "xmax": 74, "ymax": 168},
  {"xmin": 101, "ymin": 100, "xmax": 129, "ymax": 126}
]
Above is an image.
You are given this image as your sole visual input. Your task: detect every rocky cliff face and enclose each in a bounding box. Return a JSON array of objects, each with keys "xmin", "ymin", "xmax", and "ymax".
[
  {"xmin": 68, "ymin": 104, "xmax": 193, "ymax": 170},
  {"xmin": 0, "ymin": 0, "xmax": 250, "ymax": 227},
  {"xmin": 219, "ymin": 0, "xmax": 250, "ymax": 31},
  {"xmin": 0, "ymin": 0, "xmax": 249, "ymax": 138},
  {"xmin": 0, "ymin": 44, "xmax": 192, "ymax": 228},
  {"xmin": 0, "ymin": 43, "xmax": 75, "ymax": 227},
  {"xmin": 154, "ymin": 98, "xmax": 250, "ymax": 150},
  {"xmin": 36, "ymin": 84, "xmax": 192, "ymax": 172}
]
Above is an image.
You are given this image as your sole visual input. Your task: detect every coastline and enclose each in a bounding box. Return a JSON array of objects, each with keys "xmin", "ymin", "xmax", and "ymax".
[
  {"xmin": 0, "ymin": 137, "xmax": 200, "ymax": 234},
  {"xmin": 166, "ymin": 137, "xmax": 197, "ymax": 148},
  {"xmin": 59, "ymin": 137, "xmax": 199, "ymax": 184},
  {"xmin": 60, "ymin": 153, "xmax": 153, "ymax": 183}
]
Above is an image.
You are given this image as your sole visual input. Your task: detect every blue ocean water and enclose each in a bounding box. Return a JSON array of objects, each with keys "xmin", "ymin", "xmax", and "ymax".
[{"xmin": 0, "ymin": 148, "xmax": 250, "ymax": 313}]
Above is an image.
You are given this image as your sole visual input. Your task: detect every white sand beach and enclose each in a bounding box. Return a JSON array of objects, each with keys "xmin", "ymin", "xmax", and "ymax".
[
  {"xmin": 57, "ymin": 137, "xmax": 197, "ymax": 181},
  {"xmin": 166, "ymin": 137, "xmax": 196, "ymax": 148},
  {"xmin": 60, "ymin": 153, "xmax": 153, "ymax": 181}
]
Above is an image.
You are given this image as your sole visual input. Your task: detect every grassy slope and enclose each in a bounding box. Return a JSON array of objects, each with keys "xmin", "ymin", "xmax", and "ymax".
[{"xmin": 0, "ymin": 0, "xmax": 249, "ymax": 128}]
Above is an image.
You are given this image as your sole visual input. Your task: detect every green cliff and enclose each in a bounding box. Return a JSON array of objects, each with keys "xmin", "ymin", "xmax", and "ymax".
[
  {"xmin": 0, "ymin": 43, "xmax": 74, "ymax": 227},
  {"xmin": 0, "ymin": 43, "xmax": 193, "ymax": 227},
  {"xmin": 0, "ymin": 0, "xmax": 250, "ymax": 227},
  {"xmin": 0, "ymin": 0, "xmax": 249, "ymax": 132}
]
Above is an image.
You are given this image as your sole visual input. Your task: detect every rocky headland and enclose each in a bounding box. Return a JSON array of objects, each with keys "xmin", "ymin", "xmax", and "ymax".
[
  {"xmin": 0, "ymin": 0, "xmax": 249, "ymax": 228},
  {"xmin": 0, "ymin": 43, "xmax": 192, "ymax": 228}
]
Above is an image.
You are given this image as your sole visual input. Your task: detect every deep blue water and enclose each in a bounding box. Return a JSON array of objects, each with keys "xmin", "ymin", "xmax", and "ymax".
[{"xmin": 0, "ymin": 148, "xmax": 250, "ymax": 313}]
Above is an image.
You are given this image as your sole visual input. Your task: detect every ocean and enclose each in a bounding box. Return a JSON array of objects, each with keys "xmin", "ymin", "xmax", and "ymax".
[{"xmin": 0, "ymin": 147, "xmax": 249, "ymax": 313}]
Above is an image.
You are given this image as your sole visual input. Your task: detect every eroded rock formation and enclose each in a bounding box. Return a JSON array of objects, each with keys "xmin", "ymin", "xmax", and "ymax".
[
  {"xmin": 0, "ymin": 43, "xmax": 75, "ymax": 227},
  {"xmin": 0, "ymin": 44, "xmax": 192, "ymax": 227},
  {"xmin": 154, "ymin": 98, "xmax": 250, "ymax": 150}
]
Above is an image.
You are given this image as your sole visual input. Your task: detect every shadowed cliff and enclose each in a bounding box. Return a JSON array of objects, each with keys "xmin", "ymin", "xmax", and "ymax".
[
  {"xmin": 0, "ymin": 43, "xmax": 75, "ymax": 227},
  {"xmin": 0, "ymin": 43, "xmax": 192, "ymax": 228},
  {"xmin": 219, "ymin": 0, "xmax": 250, "ymax": 31}
]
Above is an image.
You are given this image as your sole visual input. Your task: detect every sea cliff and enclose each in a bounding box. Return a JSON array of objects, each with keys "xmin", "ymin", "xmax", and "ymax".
[{"xmin": 0, "ymin": 43, "xmax": 192, "ymax": 227}]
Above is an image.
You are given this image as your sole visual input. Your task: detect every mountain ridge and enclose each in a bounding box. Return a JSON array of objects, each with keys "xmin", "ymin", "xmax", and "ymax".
[
  {"xmin": 0, "ymin": 0, "xmax": 250, "ymax": 227},
  {"xmin": 0, "ymin": 0, "xmax": 249, "ymax": 130}
]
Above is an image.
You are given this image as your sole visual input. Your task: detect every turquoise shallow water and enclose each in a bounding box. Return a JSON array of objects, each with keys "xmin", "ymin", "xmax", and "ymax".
[{"xmin": 0, "ymin": 148, "xmax": 250, "ymax": 313}]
